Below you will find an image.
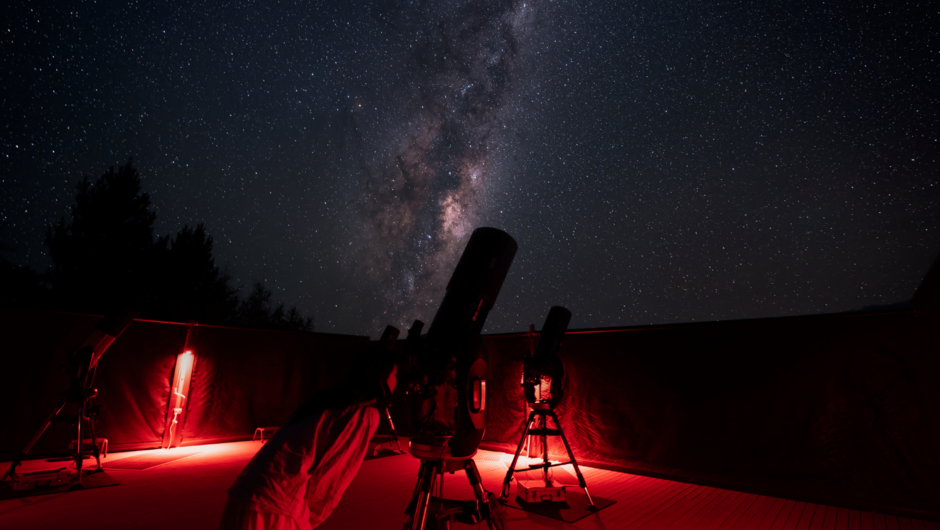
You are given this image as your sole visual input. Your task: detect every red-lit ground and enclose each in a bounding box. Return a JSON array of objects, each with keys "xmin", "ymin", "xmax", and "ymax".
[{"xmin": 1, "ymin": 442, "xmax": 936, "ymax": 530}]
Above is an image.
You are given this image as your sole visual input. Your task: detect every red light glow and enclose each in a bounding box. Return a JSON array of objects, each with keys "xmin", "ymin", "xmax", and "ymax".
[{"xmin": 162, "ymin": 349, "xmax": 196, "ymax": 449}]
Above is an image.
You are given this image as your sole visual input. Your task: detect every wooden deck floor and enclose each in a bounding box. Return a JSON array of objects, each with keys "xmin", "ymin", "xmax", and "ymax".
[{"xmin": 1, "ymin": 441, "xmax": 936, "ymax": 530}]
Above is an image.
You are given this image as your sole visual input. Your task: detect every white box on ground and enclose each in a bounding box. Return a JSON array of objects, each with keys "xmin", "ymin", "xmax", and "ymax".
[
  {"xmin": 12, "ymin": 468, "xmax": 71, "ymax": 490},
  {"xmin": 516, "ymin": 480, "xmax": 566, "ymax": 503}
]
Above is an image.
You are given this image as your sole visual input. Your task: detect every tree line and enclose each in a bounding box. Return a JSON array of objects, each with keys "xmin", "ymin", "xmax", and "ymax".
[{"xmin": 1, "ymin": 159, "xmax": 313, "ymax": 332}]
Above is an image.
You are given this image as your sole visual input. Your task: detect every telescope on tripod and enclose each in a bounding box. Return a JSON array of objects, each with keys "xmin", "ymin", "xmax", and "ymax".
[
  {"xmin": 500, "ymin": 306, "xmax": 596, "ymax": 509},
  {"xmin": 1, "ymin": 307, "xmax": 138, "ymax": 490},
  {"xmin": 401, "ymin": 227, "xmax": 517, "ymax": 530}
]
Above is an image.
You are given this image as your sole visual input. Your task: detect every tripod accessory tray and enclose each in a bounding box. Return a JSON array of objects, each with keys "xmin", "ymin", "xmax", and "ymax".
[{"xmin": 12, "ymin": 468, "xmax": 71, "ymax": 491}]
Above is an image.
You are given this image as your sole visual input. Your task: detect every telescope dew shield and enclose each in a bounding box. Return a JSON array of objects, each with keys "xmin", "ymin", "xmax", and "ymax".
[
  {"xmin": 532, "ymin": 306, "xmax": 571, "ymax": 364},
  {"xmin": 82, "ymin": 306, "xmax": 139, "ymax": 371},
  {"xmin": 427, "ymin": 227, "xmax": 517, "ymax": 458},
  {"xmin": 378, "ymin": 325, "xmax": 400, "ymax": 350},
  {"xmin": 425, "ymin": 227, "xmax": 518, "ymax": 351},
  {"xmin": 524, "ymin": 306, "xmax": 571, "ymax": 408}
]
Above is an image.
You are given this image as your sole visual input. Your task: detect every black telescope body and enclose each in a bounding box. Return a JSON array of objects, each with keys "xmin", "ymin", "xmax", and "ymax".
[
  {"xmin": 378, "ymin": 325, "xmax": 400, "ymax": 350},
  {"xmin": 530, "ymin": 306, "xmax": 571, "ymax": 370},
  {"xmin": 423, "ymin": 227, "xmax": 518, "ymax": 350},
  {"xmin": 413, "ymin": 227, "xmax": 517, "ymax": 457},
  {"xmin": 524, "ymin": 306, "xmax": 571, "ymax": 408}
]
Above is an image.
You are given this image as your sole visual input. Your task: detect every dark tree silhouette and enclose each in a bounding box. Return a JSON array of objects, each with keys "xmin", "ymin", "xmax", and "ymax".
[
  {"xmin": 150, "ymin": 224, "xmax": 239, "ymax": 324},
  {"xmin": 0, "ymin": 248, "xmax": 50, "ymax": 307},
  {"xmin": 45, "ymin": 158, "xmax": 158, "ymax": 314},
  {"xmin": 235, "ymin": 282, "xmax": 314, "ymax": 332},
  {"xmin": 39, "ymin": 158, "xmax": 314, "ymax": 331}
]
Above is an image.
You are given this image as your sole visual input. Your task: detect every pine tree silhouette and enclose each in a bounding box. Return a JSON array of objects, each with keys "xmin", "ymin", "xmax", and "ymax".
[
  {"xmin": 46, "ymin": 158, "xmax": 157, "ymax": 314},
  {"xmin": 42, "ymin": 158, "xmax": 314, "ymax": 330}
]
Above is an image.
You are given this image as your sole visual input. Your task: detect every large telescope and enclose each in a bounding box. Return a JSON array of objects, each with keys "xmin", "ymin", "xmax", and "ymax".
[{"xmin": 409, "ymin": 227, "xmax": 517, "ymax": 457}]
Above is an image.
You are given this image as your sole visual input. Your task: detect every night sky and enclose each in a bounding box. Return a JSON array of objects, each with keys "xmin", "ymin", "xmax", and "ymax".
[{"xmin": 2, "ymin": 0, "xmax": 938, "ymax": 336}]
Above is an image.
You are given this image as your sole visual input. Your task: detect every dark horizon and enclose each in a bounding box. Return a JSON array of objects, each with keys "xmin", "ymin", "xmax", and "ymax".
[{"xmin": 2, "ymin": 0, "xmax": 937, "ymax": 336}]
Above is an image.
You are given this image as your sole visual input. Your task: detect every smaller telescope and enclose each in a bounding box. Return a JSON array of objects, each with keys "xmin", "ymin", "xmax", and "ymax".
[
  {"xmin": 501, "ymin": 306, "xmax": 596, "ymax": 510},
  {"xmin": 522, "ymin": 306, "xmax": 570, "ymax": 409}
]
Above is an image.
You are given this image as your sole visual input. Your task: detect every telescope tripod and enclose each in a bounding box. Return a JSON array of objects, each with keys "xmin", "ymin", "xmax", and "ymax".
[
  {"xmin": 404, "ymin": 437, "xmax": 504, "ymax": 530},
  {"xmin": 500, "ymin": 403, "xmax": 596, "ymax": 509},
  {"xmin": 1, "ymin": 372, "xmax": 104, "ymax": 489},
  {"xmin": 2, "ymin": 307, "xmax": 135, "ymax": 490}
]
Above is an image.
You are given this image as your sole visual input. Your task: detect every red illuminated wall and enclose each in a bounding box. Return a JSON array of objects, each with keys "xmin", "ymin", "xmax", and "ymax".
[
  {"xmin": 480, "ymin": 305, "xmax": 940, "ymax": 518},
  {"xmin": 2, "ymin": 303, "xmax": 938, "ymax": 517},
  {"xmin": 1, "ymin": 306, "xmax": 369, "ymax": 457}
]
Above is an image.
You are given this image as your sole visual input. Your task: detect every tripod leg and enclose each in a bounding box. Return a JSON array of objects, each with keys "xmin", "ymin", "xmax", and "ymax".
[
  {"xmin": 383, "ymin": 406, "xmax": 405, "ymax": 453},
  {"xmin": 540, "ymin": 413, "xmax": 550, "ymax": 486},
  {"xmin": 465, "ymin": 460, "xmax": 502, "ymax": 530},
  {"xmin": 73, "ymin": 400, "xmax": 86, "ymax": 488},
  {"xmin": 89, "ymin": 409, "xmax": 101, "ymax": 471},
  {"xmin": 404, "ymin": 462, "xmax": 425, "ymax": 522},
  {"xmin": 501, "ymin": 410, "xmax": 535, "ymax": 499},
  {"xmin": 415, "ymin": 464, "xmax": 438, "ymax": 530},
  {"xmin": 1, "ymin": 400, "xmax": 69, "ymax": 483},
  {"xmin": 549, "ymin": 411, "xmax": 595, "ymax": 509},
  {"xmin": 404, "ymin": 462, "xmax": 438, "ymax": 530}
]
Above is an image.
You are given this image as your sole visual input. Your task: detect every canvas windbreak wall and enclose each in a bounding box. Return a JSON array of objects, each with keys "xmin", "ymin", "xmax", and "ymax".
[
  {"xmin": 1, "ymin": 307, "xmax": 369, "ymax": 457},
  {"xmin": 2, "ymin": 305, "xmax": 938, "ymax": 516}
]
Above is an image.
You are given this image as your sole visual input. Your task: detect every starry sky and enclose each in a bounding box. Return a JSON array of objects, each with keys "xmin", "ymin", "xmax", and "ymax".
[{"xmin": 2, "ymin": 0, "xmax": 938, "ymax": 336}]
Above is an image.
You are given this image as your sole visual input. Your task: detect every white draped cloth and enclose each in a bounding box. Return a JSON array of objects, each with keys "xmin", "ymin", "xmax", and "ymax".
[{"xmin": 220, "ymin": 399, "xmax": 379, "ymax": 530}]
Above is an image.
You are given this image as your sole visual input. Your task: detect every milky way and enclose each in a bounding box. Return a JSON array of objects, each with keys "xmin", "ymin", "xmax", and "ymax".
[
  {"xmin": 348, "ymin": 0, "xmax": 537, "ymax": 330},
  {"xmin": 2, "ymin": 0, "xmax": 938, "ymax": 336}
]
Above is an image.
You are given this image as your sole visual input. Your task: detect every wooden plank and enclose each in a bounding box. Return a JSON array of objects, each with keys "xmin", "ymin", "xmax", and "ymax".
[
  {"xmin": 680, "ymin": 485, "xmax": 739, "ymax": 529},
  {"xmin": 754, "ymin": 497, "xmax": 789, "ymax": 530},
  {"xmin": 592, "ymin": 479, "xmax": 672, "ymax": 526},
  {"xmin": 599, "ymin": 474, "xmax": 673, "ymax": 519},
  {"xmin": 632, "ymin": 483, "xmax": 709, "ymax": 529},
  {"xmin": 603, "ymin": 473, "xmax": 658, "ymax": 500},
  {"xmin": 823, "ymin": 506, "xmax": 848, "ymax": 530},
  {"xmin": 593, "ymin": 472, "xmax": 654, "ymax": 498},
  {"xmin": 700, "ymin": 491, "xmax": 759, "ymax": 530},
  {"xmin": 848, "ymin": 509, "xmax": 860, "ymax": 530},
  {"xmin": 836, "ymin": 508, "xmax": 855, "ymax": 530},
  {"xmin": 808, "ymin": 504, "xmax": 829, "ymax": 530},
  {"xmin": 616, "ymin": 480, "xmax": 698, "ymax": 528},
  {"xmin": 657, "ymin": 485, "xmax": 725, "ymax": 530},
  {"xmin": 631, "ymin": 483, "xmax": 709, "ymax": 529},
  {"xmin": 810, "ymin": 504, "xmax": 838, "ymax": 530},
  {"xmin": 767, "ymin": 499, "xmax": 801, "ymax": 530},
  {"xmin": 886, "ymin": 515, "xmax": 903, "ymax": 530},
  {"xmin": 873, "ymin": 513, "xmax": 890, "ymax": 530},
  {"xmin": 609, "ymin": 476, "xmax": 681, "ymax": 514},
  {"xmin": 747, "ymin": 496, "xmax": 783, "ymax": 530},
  {"xmin": 730, "ymin": 495, "xmax": 774, "ymax": 530},
  {"xmin": 796, "ymin": 503, "xmax": 820, "ymax": 530},
  {"xmin": 691, "ymin": 489, "xmax": 745, "ymax": 529}
]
